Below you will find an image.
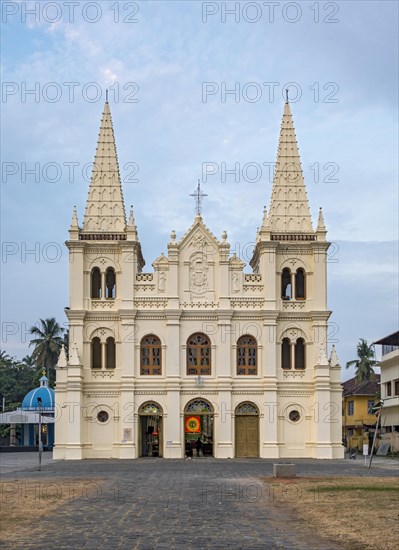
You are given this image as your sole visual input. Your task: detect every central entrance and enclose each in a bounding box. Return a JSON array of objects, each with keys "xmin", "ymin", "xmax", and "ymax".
[
  {"xmin": 184, "ymin": 399, "xmax": 214, "ymax": 457},
  {"xmin": 139, "ymin": 402, "xmax": 163, "ymax": 457}
]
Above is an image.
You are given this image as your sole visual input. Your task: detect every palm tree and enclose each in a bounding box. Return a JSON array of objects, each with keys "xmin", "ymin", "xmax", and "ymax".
[
  {"xmin": 21, "ymin": 354, "xmax": 36, "ymax": 368},
  {"xmin": 346, "ymin": 338, "xmax": 378, "ymax": 382},
  {"xmin": 29, "ymin": 318, "xmax": 64, "ymax": 383}
]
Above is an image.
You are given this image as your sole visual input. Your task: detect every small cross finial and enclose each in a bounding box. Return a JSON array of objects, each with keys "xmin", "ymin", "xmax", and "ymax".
[
  {"xmin": 106, "ymin": 89, "xmax": 109, "ymax": 102},
  {"xmin": 189, "ymin": 180, "xmax": 207, "ymax": 216},
  {"xmin": 285, "ymin": 88, "xmax": 289, "ymax": 103}
]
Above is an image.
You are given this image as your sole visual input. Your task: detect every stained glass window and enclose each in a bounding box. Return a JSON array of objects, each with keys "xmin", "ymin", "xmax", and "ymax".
[
  {"xmin": 185, "ymin": 399, "xmax": 213, "ymax": 413},
  {"xmin": 235, "ymin": 402, "xmax": 258, "ymax": 415},
  {"xmin": 139, "ymin": 402, "xmax": 162, "ymax": 415}
]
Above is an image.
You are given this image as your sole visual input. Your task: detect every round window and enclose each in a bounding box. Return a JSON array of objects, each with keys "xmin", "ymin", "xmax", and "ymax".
[
  {"xmin": 289, "ymin": 410, "xmax": 300, "ymax": 422},
  {"xmin": 97, "ymin": 410, "xmax": 109, "ymax": 423}
]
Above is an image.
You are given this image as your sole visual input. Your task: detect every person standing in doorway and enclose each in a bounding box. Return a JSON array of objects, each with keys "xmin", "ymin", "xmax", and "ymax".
[{"xmin": 196, "ymin": 437, "xmax": 203, "ymax": 457}]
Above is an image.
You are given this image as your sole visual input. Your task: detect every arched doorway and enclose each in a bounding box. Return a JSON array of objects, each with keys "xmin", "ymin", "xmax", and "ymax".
[
  {"xmin": 235, "ymin": 402, "xmax": 259, "ymax": 458},
  {"xmin": 139, "ymin": 402, "xmax": 163, "ymax": 457},
  {"xmin": 184, "ymin": 399, "xmax": 214, "ymax": 458}
]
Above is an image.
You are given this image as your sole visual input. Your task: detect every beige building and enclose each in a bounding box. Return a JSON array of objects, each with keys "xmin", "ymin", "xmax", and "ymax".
[
  {"xmin": 54, "ymin": 99, "xmax": 343, "ymax": 460},
  {"xmin": 374, "ymin": 332, "xmax": 399, "ymax": 451}
]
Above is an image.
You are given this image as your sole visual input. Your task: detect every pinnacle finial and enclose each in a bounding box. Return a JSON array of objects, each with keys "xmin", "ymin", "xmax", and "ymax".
[
  {"xmin": 106, "ymin": 89, "xmax": 109, "ymax": 103},
  {"xmin": 70, "ymin": 206, "xmax": 79, "ymax": 228},
  {"xmin": 285, "ymin": 88, "xmax": 289, "ymax": 103},
  {"xmin": 317, "ymin": 206, "xmax": 327, "ymax": 231},
  {"xmin": 56, "ymin": 344, "xmax": 68, "ymax": 368},
  {"xmin": 329, "ymin": 344, "xmax": 340, "ymax": 368},
  {"xmin": 128, "ymin": 205, "xmax": 135, "ymax": 226}
]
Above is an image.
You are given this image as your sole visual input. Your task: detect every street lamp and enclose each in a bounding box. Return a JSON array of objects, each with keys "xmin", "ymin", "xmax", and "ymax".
[{"xmin": 37, "ymin": 397, "xmax": 43, "ymax": 471}]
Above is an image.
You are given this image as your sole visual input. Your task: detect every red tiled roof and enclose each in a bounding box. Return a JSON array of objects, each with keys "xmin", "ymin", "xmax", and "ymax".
[{"xmin": 342, "ymin": 375, "xmax": 380, "ymax": 397}]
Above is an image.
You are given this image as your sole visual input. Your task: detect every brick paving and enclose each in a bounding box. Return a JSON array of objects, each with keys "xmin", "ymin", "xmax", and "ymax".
[{"xmin": 1, "ymin": 455, "xmax": 398, "ymax": 549}]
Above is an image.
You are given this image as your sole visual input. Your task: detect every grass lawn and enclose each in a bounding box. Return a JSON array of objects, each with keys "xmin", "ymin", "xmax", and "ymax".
[{"xmin": 263, "ymin": 476, "xmax": 399, "ymax": 550}]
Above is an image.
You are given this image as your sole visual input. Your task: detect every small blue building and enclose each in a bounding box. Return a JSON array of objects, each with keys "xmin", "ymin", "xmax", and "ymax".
[
  {"xmin": 21, "ymin": 374, "xmax": 55, "ymax": 448},
  {"xmin": 0, "ymin": 374, "xmax": 55, "ymax": 449}
]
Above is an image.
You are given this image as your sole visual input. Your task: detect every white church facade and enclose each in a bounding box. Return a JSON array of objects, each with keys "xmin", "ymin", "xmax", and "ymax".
[{"xmin": 54, "ymin": 99, "xmax": 343, "ymax": 460}]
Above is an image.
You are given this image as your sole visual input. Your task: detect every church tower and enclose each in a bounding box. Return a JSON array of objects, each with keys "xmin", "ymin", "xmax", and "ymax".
[
  {"xmin": 250, "ymin": 99, "xmax": 342, "ymax": 458},
  {"xmin": 54, "ymin": 99, "xmax": 343, "ymax": 460},
  {"xmin": 54, "ymin": 99, "xmax": 144, "ymax": 459}
]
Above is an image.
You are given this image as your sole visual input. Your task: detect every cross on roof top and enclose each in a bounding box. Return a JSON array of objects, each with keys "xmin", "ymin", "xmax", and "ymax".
[{"xmin": 190, "ymin": 180, "xmax": 207, "ymax": 216}]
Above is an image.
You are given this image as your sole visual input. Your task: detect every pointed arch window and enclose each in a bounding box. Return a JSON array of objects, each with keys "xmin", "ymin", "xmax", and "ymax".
[
  {"xmin": 187, "ymin": 333, "xmax": 211, "ymax": 375},
  {"xmin": 295, "ymin": 338, "xmax": 305, "ymax": 369},
  {"xmin": 141, "ymin": 335, "xmax": 162, "ymax": 375},
  {"xmin": 91, "ymin": 268, "xmax": 102, "ymax": 299},
  {"xmin": 282, "ymin": 338, "xmax": 291, "ymax": 369},
  {"xmin": 295, "ymin": 269, "xmax": 305, "ymax": 300},
  {"xmin": 105, "ymin": 268, "xmax": 116, "ymax": 299},
  {"xmin": 91, "ymin": 337, "xmax": 102, "ymax": 369},
  {"xmin": 237, "ymin": 335, "xmax": 257, "ymax": 375},
  {"xmin": 106, "ymin": 337, "xmax": 116, "ymax": 369},
  {"xmin": 281, "ymin": 268, "xmax": 292, "ymax": 300}
]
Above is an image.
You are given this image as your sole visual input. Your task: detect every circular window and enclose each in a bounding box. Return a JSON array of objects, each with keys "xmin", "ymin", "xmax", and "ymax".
[
  {"xmin": 289, "ymin": 410, "xmax": 300, "ymax": 422},
  {"xmin": 97, "ymin": 410, "xmax": 109, "ymax": 423}
]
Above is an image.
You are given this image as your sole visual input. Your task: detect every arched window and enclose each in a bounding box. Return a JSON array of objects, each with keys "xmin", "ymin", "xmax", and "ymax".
[
  {"xmin": 187, "ymin": 333, "xmax": 211, "ymax": 375},
  {"xmin": 235, "ymin": 402, "xmax": 259, "ymax": 415},
  {"xmin": 91, "ymin": 337, "xmax": 102, "ymax": 369},
  {"xmin": 91, "ymin": 267, "xmax": 102, "ymax": 299},
  {"xmin": 295, "ymin": 338, "xmax": 305, "ymax": 369},
  {"xmin": 295, "ymin": 269, "xmax": 305, "ymax": 299},
  {"xmin": 282, "ymin": 338, "xmax": 291, "ymax": 369},
  {"xmin": 106, "ymin": 337, "xmax": 116, "ymax": 369},
  {"xmin": 141, "ymin": 335, "xmax": 162, "ymax": 375},
  {"xmin": 281, "ymin": 268, "xmax": 292, "ymax": 300},
  {"xmin": 237, "ymin": 335, "xmax": 257, "ymax": 375},
  {"xmin": 105, "ymin": 267, "xmax": 116, "ymax": 299}
]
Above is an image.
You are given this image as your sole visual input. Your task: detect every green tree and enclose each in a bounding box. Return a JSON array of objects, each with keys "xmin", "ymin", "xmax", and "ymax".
[
  {"xmin": 0, "ymin": 352, "xmax": 37, "ymax": 441},
  {"xmin": 21, "ymin": 354, "xmax": 35, "ymax": 368},
  {"xmin": 0, "ymin": 352, "xmax": 36, "ymax": 410},
  {"xmin": 346, "ymin": 338, "xmax": 379, "ymax": 382},
  {"xmin": 29, "ymin": 318, "xmax": 64, "ymax": 386}
]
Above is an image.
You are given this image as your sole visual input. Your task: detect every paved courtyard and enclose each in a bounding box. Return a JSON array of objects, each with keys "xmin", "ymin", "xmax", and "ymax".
[{"xmin": 1, "ymin": 453, "xmax": 398, "ymax": 549}]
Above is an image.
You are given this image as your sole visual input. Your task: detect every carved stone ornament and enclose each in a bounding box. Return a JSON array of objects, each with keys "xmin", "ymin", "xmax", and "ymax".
[
  {"xmin": 190, "ymin": 253, "xmax": 208, "ymax": 294},
  {"xmin": 190, "ymin": 232, "xmax": 206, "ymax": 250},
  {"xmin": 158, "ymin": 271, "xmax": 166, "ymax": 292},
  {"xmin": 232, "ymin": 272, "xmax": 240, "ymax": 293}
]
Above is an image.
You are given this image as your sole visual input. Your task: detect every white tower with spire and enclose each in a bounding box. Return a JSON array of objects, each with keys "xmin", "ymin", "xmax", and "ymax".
[
  {"xmin": 250, "ymin": 99, "xmax": 342, "ymax": 458},
  {"xmin": 54, "ymin": 98, "xmax": 144, "ymax": 460},
  {"xmin": 54, "ymin": 98, "xmax": 343, "ymax": 460}
]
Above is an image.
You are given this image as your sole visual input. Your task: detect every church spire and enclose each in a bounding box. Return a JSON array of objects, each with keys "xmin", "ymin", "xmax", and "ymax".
[
  {"xmin": 267, "ymin": 101, "xmax": 314, "ymax": 234},
  {"xmin": 81, "ymin": 100, "xmax": 127, "ymax": 234}
]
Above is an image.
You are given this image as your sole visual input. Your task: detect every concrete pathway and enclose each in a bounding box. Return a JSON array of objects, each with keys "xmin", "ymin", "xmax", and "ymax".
[{"xmin": 1, "ymin": 454, "xmax": 398, "ymax": 549}]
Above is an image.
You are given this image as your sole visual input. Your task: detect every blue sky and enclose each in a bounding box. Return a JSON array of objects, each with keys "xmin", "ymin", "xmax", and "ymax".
[{"xmin": 1, "ymin": 0, "xmax": 398, "ymax": 379}]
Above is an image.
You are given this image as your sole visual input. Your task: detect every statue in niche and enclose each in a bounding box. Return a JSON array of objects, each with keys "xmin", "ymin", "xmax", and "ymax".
[
  {"xmin": 159, "ymin": 271, "xmax": 166, "ymax": 292},
  {"xmin": 190, "ymin": 254, "xmax": 208, "ymax": 294},
  {"xmin": 232, "ymin": 272, "xmax": 240, "ymax": 293}
]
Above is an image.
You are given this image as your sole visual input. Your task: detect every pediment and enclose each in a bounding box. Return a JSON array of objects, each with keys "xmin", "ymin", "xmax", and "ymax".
[
  {"xmin": 152, "ymin": 253, "xmax": 169, "ymax": 269},
  {"xmin": 229, "ymin": 254, "xmax": 246, "ymax": 269},
  {"xmin": 176, "ymin": 215, "xmax": 220, "ymax": 253}
]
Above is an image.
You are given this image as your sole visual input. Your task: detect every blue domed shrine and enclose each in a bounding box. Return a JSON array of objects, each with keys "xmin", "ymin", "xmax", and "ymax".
[
  {"xmin": 0, "ymin": 372, "xmax": 55, "ymax": 449},
  {"xmin": 22, "ymin": 374, "xmax": 55, "ymax": 412}
]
